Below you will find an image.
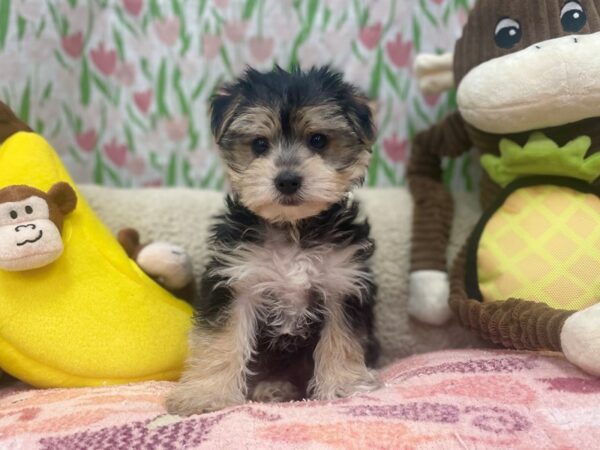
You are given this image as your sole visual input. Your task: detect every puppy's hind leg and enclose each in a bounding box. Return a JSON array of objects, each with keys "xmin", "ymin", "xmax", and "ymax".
[{"xmin": 166, "ymin": 303, "xmax": 257, "ymax": 416}]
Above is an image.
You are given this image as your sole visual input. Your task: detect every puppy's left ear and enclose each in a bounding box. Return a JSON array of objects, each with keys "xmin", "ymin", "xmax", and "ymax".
[
  {"xmin": 348, "ymin": 94, "xmax": 377, "ymax": 147},
  {"xmin": 47, "ymin": 182, "xmax": 78, "ymax": 215},
  {"xmin": 210, "ymin": 87, "xmax": 239, "ymax": 144}
]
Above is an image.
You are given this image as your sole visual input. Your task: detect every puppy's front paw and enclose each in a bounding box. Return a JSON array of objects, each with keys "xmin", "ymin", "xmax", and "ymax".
[
  {"xmin": 311, "ymin": 369, "xmax": 381, "ymax": 401},
  {"xmin": 408, "ymin": 270, "xmax": 452, "ymax": 326},
  {"xmin": 165, "ymin": 383, "xmax": 244, "ymax": 416},
  {"xmin": 137, "ymin": 242, "xmax": 193, "ymax": 290},
  {"xmin": 250, "ymin": 380, "xmax": 302, "ymax": 403}
]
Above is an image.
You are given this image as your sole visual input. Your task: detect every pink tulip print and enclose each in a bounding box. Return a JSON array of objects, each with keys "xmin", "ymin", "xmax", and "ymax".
[
  {"xmin": 133, "ymin": 90, "xmax": 153, "ymax": 114},
  {"xmin": 163, "ymin": 116, "xmax": 189, "ymax": 141},
  {"xmin": 424, "ymin": 93, "xmax": 441, "ymax": 107},
  {"xmin": 383, "ymin": 134, "xmax": 408, "ymax": 163},
  {"xmin": 76, "ymin": 129, "xmax": 97, "ymax": 153},
  {"xmin": 249, "ymin": 36, "xmax": 275, "ymax": 63},
  {"xmin": 386, "ymin": 33, "xmax": 413, "ymax": 68},
  {"xmin": 202, "ymin": 33, "xmax": 222, "ymax": 60},
  {"xmin": 224, "ymin": 21, "xmax": 248, "ymax": 43},
  {"xmin": 127, "ymin": 155, "xmax": 146, "ymax": 176},
  {"xmin": 123, "ymin": 0, "xmax": 143, "ymax": 16},
  {"xmin": 62, "ymin": 32, "xmax": 84, "ymax": 59},
  {"xmin": 115, "ymin": 62, "xmax": 136, "ymax": 86},
  {"xmin": 359, "ymin": 23, "xmax": 382, "ymax": 50},
  {"xmin": 0, "ymin": 0, "xmax": 472, "ymax": 189},
  {"xmin": 104, "ymin": 139, "xmax": 129, "ymax": 167},
  {"xmin": 154, "ymin": 18, "xmax": 180, "ymax": 46},
  {"xmin": 90, "ymin": 43, "xmax": 117, "ymax": 76}
]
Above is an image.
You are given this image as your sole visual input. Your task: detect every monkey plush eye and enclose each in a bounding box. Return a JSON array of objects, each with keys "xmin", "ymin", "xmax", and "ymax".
[
  {"xmin": 251, "ymin": 137, "xmax": 270, "ymax": 156},
  {"xmin": 309, "ymin": 134, "xmax": 328, "ymax": 151},
  {"xmin": 561, "ymin": 1, "xmax": 587, "ymax": 32},
  {"xmin": 25, "ymin": 206, "xmax": 33, "ymax": 214},
  {"xmin": 9, "ymin": 211, "xmax": 17, "ymax": 220},
  {"xmin": 494, "ymin": 18, "xmax": 522, "ymax": 49}
]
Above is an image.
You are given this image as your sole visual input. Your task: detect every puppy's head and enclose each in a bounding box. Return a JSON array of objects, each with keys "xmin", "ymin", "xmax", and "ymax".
[{"xmin": 211, "ymin": 66, "xmax": 375, "ymax": 223}]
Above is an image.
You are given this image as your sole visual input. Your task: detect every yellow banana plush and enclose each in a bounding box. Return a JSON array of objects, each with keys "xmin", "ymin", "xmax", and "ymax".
[{"xmin": 0, "ymin": 132, "xmax": 193, "ymax": 387}]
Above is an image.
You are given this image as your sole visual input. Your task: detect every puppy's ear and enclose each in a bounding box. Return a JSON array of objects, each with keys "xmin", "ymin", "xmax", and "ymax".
[
  {"xmin": 47, "ymin": 182, "xmax": 77, "ymax": 215},
  {"xmin": 347, "ymin": 94, "xmax": 377, "ymax": 148},
  {"xmin": 210, "ymin": 87, "xmax": 239, "ymax": 144}
]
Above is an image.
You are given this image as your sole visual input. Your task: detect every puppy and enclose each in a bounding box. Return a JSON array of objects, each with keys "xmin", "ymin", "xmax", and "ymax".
[{"xmin": 166, "ymin": 66, "xmax": 380, "ymax": 415}]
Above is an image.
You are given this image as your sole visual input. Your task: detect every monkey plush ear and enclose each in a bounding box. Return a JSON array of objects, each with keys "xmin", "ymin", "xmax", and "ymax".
[
  {"xmin": 414, "ymin": 52, "xmax": 455, "ymax": 95},
  {"xmin": 47, "ymin": 182, "xmax": 78, "ymax": 215},
  {"xmin": 117, "ymin": 228, "xmax": 142, "ymax": 259}
]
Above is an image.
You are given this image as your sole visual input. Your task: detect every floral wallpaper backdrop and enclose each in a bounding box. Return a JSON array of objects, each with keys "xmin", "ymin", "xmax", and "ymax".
[{"xmin": 0, "ymin": 0, "xmax": 475, "ymax": 189}]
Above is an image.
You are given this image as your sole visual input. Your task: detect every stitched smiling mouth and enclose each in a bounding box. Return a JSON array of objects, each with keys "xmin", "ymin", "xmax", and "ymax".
[{"xmin": 16, "ymin": 230, "xmax": 44, "ymax": 247}]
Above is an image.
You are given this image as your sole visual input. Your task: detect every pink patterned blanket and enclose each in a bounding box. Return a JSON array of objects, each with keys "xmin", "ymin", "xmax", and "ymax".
[{"xmin": 1, "ymin": 349, "xmax": 599, "ymax": 449}]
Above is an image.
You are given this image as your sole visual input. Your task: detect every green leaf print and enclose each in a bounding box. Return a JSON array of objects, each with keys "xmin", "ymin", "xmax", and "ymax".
[
  {"xmin": 0, "ymin": 0, "xmax": 10, "ymax": 50},
  {"xmin": 81, "ymin": 57, "xmax": 91, "ymax": 106}
]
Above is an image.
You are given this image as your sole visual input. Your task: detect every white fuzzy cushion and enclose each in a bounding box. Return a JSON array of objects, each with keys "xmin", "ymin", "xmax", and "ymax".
[{"xmin": 81, "ymin": 185, "xmax": 487, "ymax": 364}]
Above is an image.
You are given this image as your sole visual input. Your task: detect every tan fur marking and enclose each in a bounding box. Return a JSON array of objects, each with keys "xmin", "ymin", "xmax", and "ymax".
[
  {"xmin": 294, "ymin": 105, "xmax": 352, "ymax": 134},
  {"xmin": 165, "ymin": 302, "xmax": 257, "ymax": 416},
  {"xmin": 309, "ymin": 299, "xmax": 381, "ymax": 400},
  {"xmin": 227, "ymin": 106, "xmax": 280, "ymax": 139}
]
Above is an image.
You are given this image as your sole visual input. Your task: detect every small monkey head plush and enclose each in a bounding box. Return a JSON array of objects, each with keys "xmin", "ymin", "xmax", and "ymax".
[
  {"xmin": 0, "ymin": 182, "xmax": 77, "ymax": 271},
  {"xmin": 409, "ymin": 0, "xmax": 600, "ymax": 376}
]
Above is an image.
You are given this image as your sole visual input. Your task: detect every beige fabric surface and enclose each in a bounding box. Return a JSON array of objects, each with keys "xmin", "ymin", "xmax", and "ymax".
[{"xmin": 81, "ymin": 185, "xmax": 488, "ymax": 365}]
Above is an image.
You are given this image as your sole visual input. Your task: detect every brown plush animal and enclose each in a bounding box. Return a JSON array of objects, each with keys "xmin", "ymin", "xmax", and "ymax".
[
  {"xmin": 118, "ymin": 228, "xmax": 195, "ymax": 302},
  {"xmin": 408, "ymin": 0, "xmax": 600, "ymax": 376}
]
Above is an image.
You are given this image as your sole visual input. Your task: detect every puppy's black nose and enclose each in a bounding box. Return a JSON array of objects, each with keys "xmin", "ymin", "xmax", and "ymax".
[{"xmin": 275, "ymin": 172, "xmax": 303, "ymax": 195}]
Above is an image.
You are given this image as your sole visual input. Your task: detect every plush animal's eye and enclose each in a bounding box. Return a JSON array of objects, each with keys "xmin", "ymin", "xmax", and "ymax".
[
  {"xmin": 494, "ymin": 18, "xmax": 522, "ymax": 49},
  {"xmin": 9, "ymin": 210, "xmax": 17, "ymax": 220},
  {"xmin": 561, "ymin": 1, "xmax": 587, "ymax": 32},
  {"xmin": 308, "ymin": 134, "xmax": 328, "ymax": 151},
  {"xmin": 25, "ymin": 206, "xmax": 33, "ymax": 214},
  {"xmin": 251, "ymin": 137, "xmax": 269, "ymax": 156}
]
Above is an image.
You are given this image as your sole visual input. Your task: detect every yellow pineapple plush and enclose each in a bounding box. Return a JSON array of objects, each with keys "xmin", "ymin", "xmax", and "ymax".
[
  {"xmin": 0, "ymin": 131, "xmax": 193, "ymax": 387},
  {"xmin": 467, "ymin": 134, "xmax": 600, "ymax": 311}
]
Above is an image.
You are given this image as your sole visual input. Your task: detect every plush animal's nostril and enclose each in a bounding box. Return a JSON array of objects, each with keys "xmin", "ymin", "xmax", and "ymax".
[
  {"xmin": 274, "ymin": 172, "xmax": 303, "ymax": 195},
  {"xmin": 15, "ymin": 224, "xmax": 36, "ymax": 232},
  {"xmin": 574, "ymin": 37, "xmax": 578, "ymax": 43},
  {"xmin": 535, "ymin": 45, "xmax": 541, "ymax": 49}
]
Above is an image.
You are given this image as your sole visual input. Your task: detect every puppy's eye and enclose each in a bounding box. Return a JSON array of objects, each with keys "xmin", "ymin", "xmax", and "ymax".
[
  {"xmin": 561, "ymin": 1, "xmax": 586, "ymax": 32},
  {"xmin": 9, "ymin": 210, "xmax": 17, "ymax": 220},
  {"xmin": 25, "ymin": 206, "xmax": 33, "ymax": 214},
  {"xmin": 251, "ymin": 137, "xmax": 269, "ymax": 156},
  {"xmin": 494, "ymin": 18, "xmax": 522, "ymax": 49},
  {"xmin": 309, "ymin": 134, "xmax": 328, "ymax": 151}
]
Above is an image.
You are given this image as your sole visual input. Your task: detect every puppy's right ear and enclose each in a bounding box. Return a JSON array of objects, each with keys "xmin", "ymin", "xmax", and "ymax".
[{"xmin": 210, "ymin": 88, "xmax": 238, "ymax": 144}]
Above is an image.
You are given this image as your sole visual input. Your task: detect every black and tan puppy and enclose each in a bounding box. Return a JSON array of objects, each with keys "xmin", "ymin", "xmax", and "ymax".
[{"xmin": 166, "ymin": 66, "xmax": 380, "ymax": 415}]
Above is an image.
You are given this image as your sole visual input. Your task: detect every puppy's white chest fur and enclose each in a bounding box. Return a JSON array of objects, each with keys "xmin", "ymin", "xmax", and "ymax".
[{"xmin": 214, "ymin": 227, "xmax": 368, "ymax": 335}]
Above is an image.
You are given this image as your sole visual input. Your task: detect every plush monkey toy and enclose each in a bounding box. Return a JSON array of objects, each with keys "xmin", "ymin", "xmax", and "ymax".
[
  {"xmin": 0, "ymin": 183, "xmax": 77, "ymax": 271},
  {"xmin": 118, "ymin": 228, "xmax": 195, "ymax": 302},
  {"xmin": 408, "ymin": 0, "xmax": 600, "ymax": 376}
]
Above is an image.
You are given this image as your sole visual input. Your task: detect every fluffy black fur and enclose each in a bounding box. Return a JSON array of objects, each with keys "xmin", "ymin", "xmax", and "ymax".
[
  {"xmin": 195, "ymin": 196, "xmax": 379, "ymax": 396},
  {"xmin": 211, "ymin": 65, "xmax": 375, "ymax": 146}
]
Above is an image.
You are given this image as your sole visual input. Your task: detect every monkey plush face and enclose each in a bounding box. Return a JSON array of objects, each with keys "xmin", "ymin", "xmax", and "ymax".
[
  {"xmin": 0, "ymin": 182, "xmax": 77, "ymax": 271},
  {"xmin": 453, "ymin": 0, "xmax": 600, "ymax": 135}
]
